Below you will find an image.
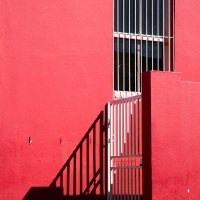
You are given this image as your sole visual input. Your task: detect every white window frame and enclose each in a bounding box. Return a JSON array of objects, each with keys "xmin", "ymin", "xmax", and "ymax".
[{"xmin": 113, "ymin": 0, "xmax": 174, "ymax": 98}]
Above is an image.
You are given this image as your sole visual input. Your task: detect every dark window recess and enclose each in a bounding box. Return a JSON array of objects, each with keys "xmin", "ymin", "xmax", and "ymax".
[
  {"xmin": 114, "ymin": 38, "xmax": 163, "ymax": 92},
  {"xmin": 114, "ymin": 0, "xmax": 174, "ymax": 93},
  {"xmin": 114, "ymin": 0, "xmax": 165, "ymax": 36}
]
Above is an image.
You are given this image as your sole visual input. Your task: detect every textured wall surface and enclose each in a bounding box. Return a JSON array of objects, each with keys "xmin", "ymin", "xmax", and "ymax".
[
  {"xmin": 143, "ymin": 71, "xmax": 200, "ymax": 200},
  {"xmin": 0, "ymin": 1, "xmax": 112, "ymax": 199},
  {"xmin": 175, "ymin": 0, "xmax": 200, "ymax": 81}
]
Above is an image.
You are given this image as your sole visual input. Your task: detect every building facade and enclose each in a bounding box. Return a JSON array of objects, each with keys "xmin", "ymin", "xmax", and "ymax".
[{"xmin": 0, "ymin": 0, "xmax": 200, "ymax": 199}]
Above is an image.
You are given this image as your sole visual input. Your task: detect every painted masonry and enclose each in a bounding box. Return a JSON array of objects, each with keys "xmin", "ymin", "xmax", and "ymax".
[{"xmin": 0, "ymin": 0, "xmax": 200, "ymax": 199}]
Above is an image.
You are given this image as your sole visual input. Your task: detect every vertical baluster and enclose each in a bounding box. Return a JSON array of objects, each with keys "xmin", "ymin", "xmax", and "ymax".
[
  {"xmin": 107, "ymin": 103, "xmax": 111, "ymax": 200},
  {"xmin": 138, "ymin": 100, "xmax": 140, "ymax": 155},
  {"xmin": 119, "ymin": 103, "xmax": 122, "ymax": 199},
  {"xmin": 111, "ymin": 105, "xmax": 113, "ymax": 185},
  {"xmin": 124, "ymin": 101, "xmax": 126, "ymax": 200},
  {"xmin": 134, "ymin": 100, "xmax": 137, "ymax": 155},
  {"xmin": 130, "ymin": 101, "xmax": 133, "ymax": 200}
]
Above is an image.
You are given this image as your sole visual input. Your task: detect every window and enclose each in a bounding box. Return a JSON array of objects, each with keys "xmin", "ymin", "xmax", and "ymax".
[{"xmin": 114, "ymin": 0, "xmax": 174, "ymax": 97}]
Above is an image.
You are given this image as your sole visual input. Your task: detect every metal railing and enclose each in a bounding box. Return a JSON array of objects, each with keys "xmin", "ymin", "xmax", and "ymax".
[
  {"xmin": 107, "ymin": 95, "xmax": 142, "ymax": 200},
  {"xmin": 49, "ymin": 95, "xmax": 142, "ymax": 199}
]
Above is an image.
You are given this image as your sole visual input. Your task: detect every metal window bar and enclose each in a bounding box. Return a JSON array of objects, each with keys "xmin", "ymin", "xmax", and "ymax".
[
  {"xmin": 163, "ymin": 0, "xmax": 165, "ymax": 71},
  {"xmin": 129, "ymin": 0, "xmax": 131, "ymax": 92},
  {"xmin": 107, "ymin": 95, "xmax": 142, "ymax": 200},
  {"xmin": 145, "ymin": 0, "xmax": 148, "ymax": 72},
  {"xmin": 168, "ymin": 0, "xmax": 170, "ymax": 71},
  {"xmin": 114, "ymin": 0, "xmax": 174, "ymax": 98},
  {"xmin": 134, "ymin": 0, "xmax": 137, "ymax": 93},
  {"xmin": 152, "ymin": 0, "xmax": 154, "ymax": 71}
]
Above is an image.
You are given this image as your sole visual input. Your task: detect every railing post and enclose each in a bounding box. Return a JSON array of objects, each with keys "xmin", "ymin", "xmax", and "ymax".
[{"xmin": 107, "ymin": 102, "xmax": 111, "ymax": 200}]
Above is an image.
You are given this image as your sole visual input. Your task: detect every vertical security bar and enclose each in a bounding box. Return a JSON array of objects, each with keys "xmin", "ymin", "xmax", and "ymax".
[
  {"xmin": 123, "ymin": 0, "xmax": 125, "ymax": 91},
  {"xmin": 163, "ymin": 0, "xmax": 165, "ymax": 71},
  {"xmin": 157, "ymin": 0, "xmax": 160, "ymax": 70},
  {"xmin": 152, "ymin": 0, "xmax": 154, "ymax": 70},
  {"xmin": 172, "ymin": 0, "xmax": 174, "ymax": 71},
  {"xmin": 137, "ymin": 0, "xmax": 141, "ymax": 92},
  {"xmin": 173, "ymin": 0, "xmax": 174, "ymax": 71},
  {"xmin": 73, "ymin": 154, "xmax": 76, "ymax": 195},
  {"xmin": 168, "ymin": 0, "xmax": 171, "ymax": 71},
  {"xmin": 117, "ymin": 0, "xmax": 119, "ymax": 91},
  {"xmin": 129, "ymin": 0, "xmax": 131, "ymax": 92},
  {"xmin": 113, "ymin": 0, "xmax": 115, "ymax": 97},
  {"xmin": 146, "ymin": 0, "xmax": 148, "ymax": 71},
  {"xmin": 134, "ymin": 0, "xmax": 137, "ymax": 92},
  {"xmin": 139, "ymin": 0, "xmax": 142, "ymax": 93}
]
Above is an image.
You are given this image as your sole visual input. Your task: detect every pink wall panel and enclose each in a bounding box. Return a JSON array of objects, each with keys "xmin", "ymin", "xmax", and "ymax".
[
  {"xmin": 175, "ymin": 0, "xmax": 200, "ymax": 81},
  {"xmin": 143, "ymin": 71, "xmax": 200, "ymax": 200},
  {"xmin": 0, "ymin": 0, "xmax": 112, "ymax": 199}
]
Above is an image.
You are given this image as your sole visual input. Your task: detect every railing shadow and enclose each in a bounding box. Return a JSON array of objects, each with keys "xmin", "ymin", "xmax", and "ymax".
[{"xmin": 23, "ymin": 106, "xmax": 108, "ymax": 200}]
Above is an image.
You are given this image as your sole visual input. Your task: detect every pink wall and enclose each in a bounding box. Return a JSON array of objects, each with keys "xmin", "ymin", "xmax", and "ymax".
[
  {"xmin": 175, "ymin": 0, "xmax": 200, "ymax": 82},
  {"xmin": 142, "ymin": 71, "xmax": 200, "ymax": 200},
  {"xmin": 0, "ymin": 0, "xmax": 112, "ymax": 199}
]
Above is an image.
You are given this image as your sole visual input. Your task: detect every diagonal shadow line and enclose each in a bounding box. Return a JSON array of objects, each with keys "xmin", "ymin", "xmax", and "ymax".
[
  {"xmin": 49, "ymin": 111, "xmax": 103, "ymax": 187},
  {"xmin": 49, "ymin": 109, "xmax": 106, "ymax": 193},
  {"xmin": 82, "ymin": 168, "xmax": 101, "ymax": 195},
  {"xmin": 89, "ymin": 179, "xmax": 101, "ymax": 195}
]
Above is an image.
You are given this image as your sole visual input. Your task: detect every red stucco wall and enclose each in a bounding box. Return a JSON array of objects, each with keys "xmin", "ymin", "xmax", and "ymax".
[
  {"xmin": 0, "ymin": 1, "xmax": 112, "ymax": 199},
  {"xmin": 143, "ymin": 71, "xmax": 200, "ymax": 200},
  {"xmin": 175, "ymin": 0, "xmax": 200, "ymax": 82}
]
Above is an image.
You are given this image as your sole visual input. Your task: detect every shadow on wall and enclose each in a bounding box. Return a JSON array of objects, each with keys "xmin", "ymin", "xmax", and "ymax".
[{"xmin": 23, "ymin": 106, "xmax": 107, "ymax": 200}]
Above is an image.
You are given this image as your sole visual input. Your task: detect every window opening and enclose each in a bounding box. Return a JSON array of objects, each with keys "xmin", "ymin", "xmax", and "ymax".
[{"xmin": 114, "ymin": 0, "xmax": 174, "ymax": 97}]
